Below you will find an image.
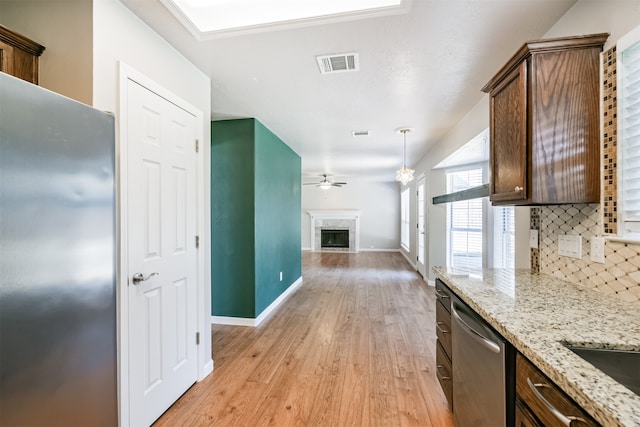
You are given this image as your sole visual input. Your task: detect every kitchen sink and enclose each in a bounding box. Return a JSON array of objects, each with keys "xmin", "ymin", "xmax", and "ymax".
[{"xmin": 565, "ymin": 345, "xmax": 640, "ymax": 397}]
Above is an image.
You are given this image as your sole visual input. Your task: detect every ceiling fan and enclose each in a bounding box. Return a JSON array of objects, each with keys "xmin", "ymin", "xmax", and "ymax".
[{"xmin": 303, "ymin": 174, "xmax": 347, "ymax": 190}]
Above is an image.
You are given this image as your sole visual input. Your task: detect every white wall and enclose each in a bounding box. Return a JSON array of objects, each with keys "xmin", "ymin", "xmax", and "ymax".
[
  {"xmin": 0, "ymin": 0, "xmax": 93, "ymax": 105},
  {"xmin": 91, "ymin": 1, "xmax": 213, "ymax": 425},
  {"xmin": 414, "ymin": 0, "xmax": 640, "ymax": 281},
  {"xmin": 544, "ymin": 0, "xmax": 639, "ymax": 50},
  {"xmin": 302, "ymin": 177, "xmax": 400, "ymax": 251},
  {"xmin": 414, "ymin": 98, "xmax": 491, "ymax": 280}
]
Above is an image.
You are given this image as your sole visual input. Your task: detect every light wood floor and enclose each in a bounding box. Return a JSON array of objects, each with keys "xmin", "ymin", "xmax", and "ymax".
[{"xmin": 154, "ymin": 251, "xmax": 453, "ymax": 426}]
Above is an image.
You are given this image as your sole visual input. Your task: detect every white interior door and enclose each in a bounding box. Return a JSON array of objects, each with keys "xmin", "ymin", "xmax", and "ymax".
[
  {"xmin": 126, "ymin": 79, "xmax": 198, "ymax": 427},
  {"xmin": 416, "ymin": 176, "xmax": 426, "ymax": 277}
]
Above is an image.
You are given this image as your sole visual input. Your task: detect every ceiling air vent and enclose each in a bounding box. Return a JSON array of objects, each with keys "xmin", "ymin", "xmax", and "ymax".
[
  {"xmin": 316, "ymin": 52, "xmax": 359, "ymax": 74},
  {"xmin": 352, "ymin": 130, "xmax": 370, "ymax": 137}
]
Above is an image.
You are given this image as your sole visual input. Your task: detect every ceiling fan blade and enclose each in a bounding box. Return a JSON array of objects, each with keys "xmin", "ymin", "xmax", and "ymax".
[{"xmin": 333, "ymin": 182, "xmax": 347, "ymax": 185}]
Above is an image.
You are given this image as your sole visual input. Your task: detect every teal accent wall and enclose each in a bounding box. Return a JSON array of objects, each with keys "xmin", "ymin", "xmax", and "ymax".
[
  {"xmin": 211, "ymin": 119, "xmax": 255, "ymax": 318},
  {"xmin": 254, "ymin": 120, "xmax": 302, "ymax": 314},
  {"xmin": 211, "ymin": 119, "xmax": 301, "ymax": 318}
]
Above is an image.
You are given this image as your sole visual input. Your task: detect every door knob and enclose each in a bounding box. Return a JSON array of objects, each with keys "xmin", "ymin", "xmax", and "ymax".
[
  {"xmin": 132, "ymin": 272, "xmax": 159, "ymax": 285},
  {"xmin": 514, "ymin": 186, "xmax": 524, "ymax": 192}
]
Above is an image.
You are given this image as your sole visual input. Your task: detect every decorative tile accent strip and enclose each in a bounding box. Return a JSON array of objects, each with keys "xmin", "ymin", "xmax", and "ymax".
[
  {"xmin": 530, "ymin": 207, "xmax": 540, "ymax": 272},
  {"xmin": 530, "ymin": 248, "xmax": 540, "ymax": 273},
  {"xmin": 602, "ymin": 46, "xmax": 618, "ymax": 235},
  {"xmin": 538, "ymin": 204, "xmax": 640, "ymax": 303}
]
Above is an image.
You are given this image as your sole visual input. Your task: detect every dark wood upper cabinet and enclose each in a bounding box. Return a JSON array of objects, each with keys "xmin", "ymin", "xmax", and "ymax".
[
  {"xmin": 0, "ymin": 25, "xmax": 45, "ymax": 85},
  {"xmin": 482, "ymin": 33, "xmax": 608, "ymax": 205}
]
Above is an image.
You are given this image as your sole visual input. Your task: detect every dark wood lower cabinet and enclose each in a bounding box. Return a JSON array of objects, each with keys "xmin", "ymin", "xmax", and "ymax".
[
  {"xmin": 435, "ymin": 341, "xmax": 453, "ymax": 411},
  {"xmin": 435, "ymin": 279, "xmax": 453, "ymax": 411},
  {"xmin": 516, "ymin": 353, "xmax": 599, "ymax": 426},
  {"xmin": 515, "ymin": 398, "xmax": 542, "ymax": 427}
]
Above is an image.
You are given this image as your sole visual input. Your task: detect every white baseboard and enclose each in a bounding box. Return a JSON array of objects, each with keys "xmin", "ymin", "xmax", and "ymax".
[
  {"xmin": 211, "ymin": 276, "xmax": 303, "ymax": 327},
  {"xmin": 199, "ymin": 359, "xmax": 214, "ymax": 381},
  {"xmin": 210, "ymin": 316, "xmax": 256, "ymax": 326},
  {"xmin": 400, "ymin": 250, "xmax": 417, "ymax": 269},
  {"xmin": 304, "ymin": 248, "xmax": 399, "ymax": 253}
]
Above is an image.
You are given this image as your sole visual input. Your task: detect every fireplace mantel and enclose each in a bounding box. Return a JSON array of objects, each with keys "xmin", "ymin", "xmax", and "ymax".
[{"xmin": 307, "ymin": 210, "xmax": 361, "ymax": 252}]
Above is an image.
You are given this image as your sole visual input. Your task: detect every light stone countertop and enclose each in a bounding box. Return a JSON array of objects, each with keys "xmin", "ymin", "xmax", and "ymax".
[{"xmin": 433, "ymin": 267, "xmax": 640, "ymax": 427}]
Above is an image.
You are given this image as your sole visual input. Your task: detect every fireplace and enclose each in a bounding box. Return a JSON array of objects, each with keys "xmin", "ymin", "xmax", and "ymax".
[
  {"xmin": 307, "ymin": 210, "xmax": 361, "ymax": 252},
  {"xmin": 321, "ymin": 229, "xmax": 349, "ymax": 248}
]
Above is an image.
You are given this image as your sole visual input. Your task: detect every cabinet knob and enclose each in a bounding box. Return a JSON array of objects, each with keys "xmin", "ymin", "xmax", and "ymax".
[{"xmin": 514, "ymin": 186, "xmax": 524, "ymax": 192}]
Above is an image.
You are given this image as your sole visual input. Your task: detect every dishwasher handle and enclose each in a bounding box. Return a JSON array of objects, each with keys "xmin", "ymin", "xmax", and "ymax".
[{"xmin": 451, "ymin": 301, "xmax": 501, "ymax": 354}]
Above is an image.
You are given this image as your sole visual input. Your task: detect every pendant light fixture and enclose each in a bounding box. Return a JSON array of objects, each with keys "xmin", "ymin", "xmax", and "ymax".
[{"xmin": 395, "ymin": 128, "xmax": 415, "ymax": 185}]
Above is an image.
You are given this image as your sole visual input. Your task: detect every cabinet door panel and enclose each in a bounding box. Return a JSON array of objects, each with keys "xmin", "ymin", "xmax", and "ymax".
[
  {"xmin": 531, "ymin": 49, "xmax": 600, "ymax": 203},
  {"xmin": 11, "ymin": 47, "xmax": 38, "ymax": 84},
  {"xmin": 436, "ymin": 301, "xmax": 452, "ymax": 353},
  {"xmin": 436, "ymin": 341, "xmax": 453, "ymax": 411},
  {"xmin": 490, "ymin": 61, "xmax": 528, "ymax": 203},
  {"xmin": 515, "ymin": 399, "xmax": 542, "ymax": 427},
  {"xmin": 0, "ymin": 41, "xmax": 15, "ymax": 76}
]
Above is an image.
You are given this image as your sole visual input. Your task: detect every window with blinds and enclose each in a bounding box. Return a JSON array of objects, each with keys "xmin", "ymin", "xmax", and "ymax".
[
  {"xmin": 619, "ymin": 26, "xmax": 640, "ymax": 236},
  {"xmin": 493, "ymin": 206, "xmax": 515, "ymax": 268},
  {"xmin": 401, "ymin": 188, "xmax": 410, "ymax": 250},
  {"xmin": 446, "ymin": 168, "xmax": 483, "ymax": 273}
]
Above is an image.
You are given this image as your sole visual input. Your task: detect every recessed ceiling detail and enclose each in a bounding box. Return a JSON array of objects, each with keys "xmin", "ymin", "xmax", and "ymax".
[
  {"xmin": 161, "ymin": 0, "xmax": 408, "ymax": 40},
  {"xmin": 317, "ymin": 53, "xmax": 360, "ymax": 74}
]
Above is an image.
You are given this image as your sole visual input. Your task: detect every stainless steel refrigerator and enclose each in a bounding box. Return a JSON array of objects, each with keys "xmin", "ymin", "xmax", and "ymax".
[{"xmin": 0, "ymin": 73, "xmax": 117, "ymax": 425}]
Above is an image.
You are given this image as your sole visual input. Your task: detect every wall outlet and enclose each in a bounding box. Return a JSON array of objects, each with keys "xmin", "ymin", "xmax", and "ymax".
[
  {"xmin": 558, "ymin": 234, "xmax": 582, "ymax": 259},
  {"xmin": 529, "ymin": 229, "xmax": 539, "ymax": 249},
  {"xmin": 590, "ymin": 236, "xmax": 605, "ymax": 264},
  {"xmin": 279, "ymin": 271, "xmax": 283, "ymax": 281}
]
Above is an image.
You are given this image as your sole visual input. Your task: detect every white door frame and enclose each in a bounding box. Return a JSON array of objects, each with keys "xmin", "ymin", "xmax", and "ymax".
[
  {"xmin": 416, "ymin": 173, "xmax": 426, "ymax": 278},
  {"xmin": 117, "ymin": 63, "xmax": 211, "ymax": 427}
]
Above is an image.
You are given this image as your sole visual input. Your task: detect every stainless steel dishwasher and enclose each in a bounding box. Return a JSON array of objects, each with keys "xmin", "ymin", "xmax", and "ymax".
[{"xmin": 451, "ymin": 294, "xmax": 513, "ymax": 427}]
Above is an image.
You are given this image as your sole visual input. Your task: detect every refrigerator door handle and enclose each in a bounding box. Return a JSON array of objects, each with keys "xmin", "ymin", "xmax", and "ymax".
[{"xmin": 132, "ymin": 272, "xmax": 159, "ymax": 285}]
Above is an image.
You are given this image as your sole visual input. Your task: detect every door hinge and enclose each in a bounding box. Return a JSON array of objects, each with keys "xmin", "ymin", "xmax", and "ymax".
[
  {"xmin": 195, "ymin": 235, "xmax": 200, "ymax": 249},
  {"xmin": 195, "ymin": 139, "xmax": 199, "ymax": 153},
  {"xmin": 196, "ymin": 332, "xmax": 200, "ymax": 345}
]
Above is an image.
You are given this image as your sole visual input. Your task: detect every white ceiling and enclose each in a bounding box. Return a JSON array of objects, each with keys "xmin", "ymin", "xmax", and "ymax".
[{"xmin": 120, "ymin": 0, "xmax": 576, "ymax": 182}]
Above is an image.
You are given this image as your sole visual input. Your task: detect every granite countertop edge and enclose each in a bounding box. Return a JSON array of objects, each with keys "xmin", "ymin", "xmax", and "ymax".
[{"xmin": 433, "ymin": 267, "xmax": 640, "ymax": 427}]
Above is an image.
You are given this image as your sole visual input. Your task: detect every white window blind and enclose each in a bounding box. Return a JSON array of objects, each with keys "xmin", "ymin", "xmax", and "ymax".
[
  {"xmin": 493, "ymin": 206, "xmax": 515, "ymax": 268},
  {"xmin": 619, "ymin": 28, "xmax": 640, "ymax": 235},
  {"xmin": 446, "ymin": 168, "xmax": 483, "ymax": 273},
  {"xmin": 401, "ymin": 188, "xmax": 410, "ymax": 250}
]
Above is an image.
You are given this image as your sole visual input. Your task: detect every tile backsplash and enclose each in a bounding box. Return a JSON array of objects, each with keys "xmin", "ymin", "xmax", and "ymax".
[
  {"xmin": 535, "ymin": 205, "xmax": 640, "ymax": 303},
  {"xmin": 529, "ymin": 46, "xmax": 640, "ymax": 305}
]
